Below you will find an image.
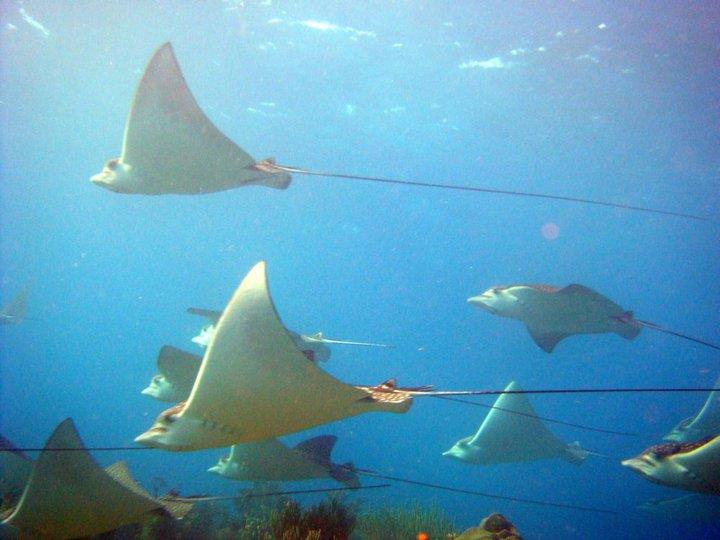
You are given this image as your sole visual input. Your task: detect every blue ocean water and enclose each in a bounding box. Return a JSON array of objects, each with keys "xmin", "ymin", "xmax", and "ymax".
[{"xmin": 0, "ymin": 0, "xmax": 718, "ymax": 537}]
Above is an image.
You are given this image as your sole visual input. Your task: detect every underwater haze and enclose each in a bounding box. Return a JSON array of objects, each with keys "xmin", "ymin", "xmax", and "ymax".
[{"xmin": 1, "ymin": 0, "xmax": 719, "ymax": 538}]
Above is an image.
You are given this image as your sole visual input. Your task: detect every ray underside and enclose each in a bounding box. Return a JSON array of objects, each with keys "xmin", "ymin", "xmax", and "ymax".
[
  {"xmin": 180, "ymin": 261, "xmax": 409, "ymax": 444},
  {"xmin": 122, "ymin": 43, "xmax": 290, "ymax": 194},
  {"xmin": 468, "ymin": 381, "xmax": 567, "ymax": 462},
  {"xmin": 224, "ymin": 439, "xmax": 330, "ymax": 481}
]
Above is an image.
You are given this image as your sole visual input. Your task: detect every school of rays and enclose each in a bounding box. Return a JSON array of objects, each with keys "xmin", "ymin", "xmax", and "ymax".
[{"xmin": 1, "ymin": 41, "xmax": 718, "ymax": 537}]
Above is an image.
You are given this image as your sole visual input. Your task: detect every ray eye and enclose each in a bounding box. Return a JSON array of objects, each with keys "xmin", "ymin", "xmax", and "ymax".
[{"xmin": 107, "ymin": 160, "xmax": 118, "ymax": 171}]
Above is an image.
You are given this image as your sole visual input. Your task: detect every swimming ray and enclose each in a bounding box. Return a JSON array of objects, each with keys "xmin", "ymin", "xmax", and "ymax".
[
  {"xmin": 91, "ymin": 43, "xmax": 290, "ymax": 194},
  {"xmin": 90, "ymin": 43, "xmax": 711, "ymax": 223},
  {"xmin": 622, "ymin": 435, "xmax": 720, "ymax": 495},
  {"xmin": 1, "ymin": 419, "xmax": 189, "ymax": 538},
  {"xmin": 468, "ymin": 283, "xmax": 718, "ymax": 352},
  {"xmin": 208, "ymin": 435, "xmax": 359, "ymax": 487},
  {"xmin": 135, "ymin": 261, "xmax": 414, "ymax": 451},
  {"xmin": 0, "ymin": 285, "xmax": 30, "ymax": 326},
  {"xmin": 665, "ymin": 377, "xmax": 720, "ymax": 442},
  {"xmin": 187, "ymin": 307, "xmax": 391, "ymax": 358},
  {"xmin": 442, "ymin": 381, "xmax": 589, "ymax": 465},
  {"xmin": 142, "ymin": 346, "xmax": 203, "ymax": 402}
]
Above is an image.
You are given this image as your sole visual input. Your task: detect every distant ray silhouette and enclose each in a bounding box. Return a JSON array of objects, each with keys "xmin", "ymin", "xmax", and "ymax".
[
  {"xmin": 0, "ymin": 285, "xmax": 31, "ymax": 326},
  {"xmin": 91, "ymin": 42, "xmax": 712, "ymax": 223}
]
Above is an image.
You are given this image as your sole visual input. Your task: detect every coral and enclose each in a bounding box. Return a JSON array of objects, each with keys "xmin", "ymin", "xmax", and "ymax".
[
  {"xmin": 270, "ymin": 496, "xmax": 357, "ymax": 540},
  {"xmin": 354, "ymin": 501, "xmax": 456, "ymax": 540}
]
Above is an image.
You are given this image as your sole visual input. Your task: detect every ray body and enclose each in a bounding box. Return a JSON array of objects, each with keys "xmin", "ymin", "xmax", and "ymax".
[
  {"xmin": 0, "ymin": 285, "xmax": 30, "ymax": 326},
  {"xmin": 664, "ymin": 377, "xmax": 720, "ymax": 442},
  {"xmin": 208, "ymin": 435, "xmax": 358, "ymax": 487},
  {"xmin": 1, "ymin": 419, "xmax": 180, "ymax": 539},
  {"xmin": 135, "ymin": 262, "xmax": 412, "ymax": 451},
  {"xmin": 639, "ymin": 494, "xmax": 720, "ymax": 523},
  {"xmin": 142, "ymin": 346, "xmax": 203, "ymax": 402},
  {"xmin": 621, "ymin": 436, "xmax": 720, "ymax": 495},
  {"xmin": 467, "ymin": 284, "xmax": 639, "ymax": 352},
  {"xmin": 91, "ymin": 42, "xmax": 290, "ymax": 194},
  {"xmin": 89, "ymin": 45, "xmax": 711, "ymax": 223},
  {"xmin": 443, "ymin": 381, "xmax": 588, "ymax": 465},
  {"xmin": 0, "ymin": 436, "xmax": 32, "ymax": 508}
]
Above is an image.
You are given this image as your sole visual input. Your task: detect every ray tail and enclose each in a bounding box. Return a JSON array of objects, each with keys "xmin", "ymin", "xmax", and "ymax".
[
  {"xmin": 353, "ymin": 468, "xmax": 617, "ymax": 515},
  {"xmin": 433, "ymin": 395, "xmax": 637, "ymax": 436},
  {"xmin": 268, "ymin": 163, "xmax": 713, "ymax": 223}
]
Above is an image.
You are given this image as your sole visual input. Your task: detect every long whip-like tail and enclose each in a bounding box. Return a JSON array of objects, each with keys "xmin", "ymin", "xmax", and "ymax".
[
  {"xmin": 351, "ymin": 468, "xmax": 617, "ymax": 515},
  {"xmin": 613, "ymin": 313, "xmax": 720, "ymax": 351},
  {"xmin": 257, "ymin": 162, "xmax": 714, "ymax": 223},
  {"xmin": 432, "ymin": 395, "xmax": 637, "ymax": 436}
]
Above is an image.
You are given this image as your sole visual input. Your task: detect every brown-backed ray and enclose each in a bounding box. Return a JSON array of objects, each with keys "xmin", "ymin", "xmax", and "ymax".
[
  {"xmin": 621, "ymin": 435, "xmax": 720, "ymax": 495},
  {"xmin": 468, "ymin": 283, "xmax": 719, "ymax": 352},
  {"xmin": 208, "ymin": 435, "xmax": 359, "ymax": 487},
  {"xmin": 442, "ymin": 381, "xmax": 589, "ymax": 465},
  {"xmin": 91, "ymin": 43, "xmax": 710, "ymax": 223},
  {"xmin": 467, "ymin": 284, "xmax": 640, "ymax": 353},
  {"xmin": 142, "ymin": 346, "xmax": 203, "ymax": 403},
  {"xmin": 134, "ymin": 261, "xmax": 414, "ymax": 452},
  {"xmin": 1, "ymin": 419, "xmax": 190, "ymax": 538},
  {"xmin": 91, "ymin": 43, "xmax": 291, "ymax": 194},
  {"xmin": 0, "ymin": 285, "xmax": 30, "ymax": 326},
  {"xmin": 187, "ymin": 307, "xmax": 391, "ymax": 360}
]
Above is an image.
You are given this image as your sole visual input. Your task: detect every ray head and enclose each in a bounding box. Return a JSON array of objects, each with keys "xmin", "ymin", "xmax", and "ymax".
[{"xmin": 467, "ymin": 286, "xmax": 517, "ymax": 315}]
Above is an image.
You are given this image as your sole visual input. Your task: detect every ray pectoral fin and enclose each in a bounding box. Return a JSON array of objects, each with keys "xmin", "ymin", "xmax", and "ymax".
[{"xmin": 526, "ymin": 326, "xmax": 570, "ymax": 353}]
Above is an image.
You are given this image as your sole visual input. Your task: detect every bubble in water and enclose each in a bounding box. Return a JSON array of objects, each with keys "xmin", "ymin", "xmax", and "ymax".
[{"xmin": 541, "ymin": 222, "xmax": 560, "ymax": 240}]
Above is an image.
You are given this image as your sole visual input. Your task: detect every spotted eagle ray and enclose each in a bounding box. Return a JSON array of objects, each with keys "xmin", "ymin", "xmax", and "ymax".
[
  {"xmin": 208, "ymin": 435, "xmax": 359, "ymax": 487},
  {"xmin": 443, "ymin": 381, "xmax": 589, "ymax": 465},
  {"xmin": 91, "ymin": 42, "xmax": 711, "ymax": 223},
  {"xmin": 135, "ymin": 261, "xmax": 418, "ymax": 451},
  {"xmin": 664, "ymin": 377, "xmax": 720, "ymax": 443},
  {"xmin": 188, "ymin": 306, "xmax": 392, "ymax": 360},
  {"xmin": 1, "ymin": 419, "xmax": 191, "ymax": 538},
  {"xmin": 468, "ymin": 283, "xmax": 719, "ymax": 352},
  {"xmin": 621, "ymin": 435, "xmax": 720, "ymax": 495},
  {"xmin": 142, "ymin": 345, "xmax": 202, "ymax": 402},
  {"xmin": 0, "ymin": 285, "xmax": 30, "ymax": 326}
]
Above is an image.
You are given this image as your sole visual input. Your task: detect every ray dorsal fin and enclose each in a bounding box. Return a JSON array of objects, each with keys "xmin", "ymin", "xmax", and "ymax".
[{"xmin": 293, "ymin": 435, "xmax": 337, "ymax": 468}]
